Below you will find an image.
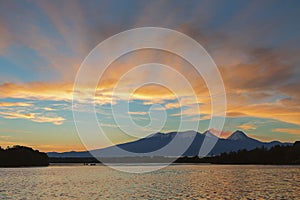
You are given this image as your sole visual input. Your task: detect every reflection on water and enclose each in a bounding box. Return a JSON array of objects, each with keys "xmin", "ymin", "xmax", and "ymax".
[{"xmin": 0, "ymin": 165, "xmax": 299, "ymax": 199}]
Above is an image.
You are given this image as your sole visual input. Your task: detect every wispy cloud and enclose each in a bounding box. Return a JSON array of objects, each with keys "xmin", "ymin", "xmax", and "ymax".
[
  {"xmin": 0, "ymin": 111, "xmax": 65, "ymax": 125},
  {"xmin": 272, "ymin": 128, "xmax": 300, "ymax": 135},
  {"xmin": 128, "ymin": 111, "xmax": 148, "ymax": 115},
  {"xmin": 0, "ymin": 135, "xmax": 13, "ymax": 140},
  {"xmin": 237, "ymin": 123, "xmax": 257, "ymax": 131},
  {"xmin": 0, "ymin": 0, "xmax": 300, "ymax": 147},
  {"xmin": 0, "ymin": 102, "xmax": 33, "ymax": 107},
  {"xmin": 0, "ymin": 82, "xmax": 74, "ymax": 101}
]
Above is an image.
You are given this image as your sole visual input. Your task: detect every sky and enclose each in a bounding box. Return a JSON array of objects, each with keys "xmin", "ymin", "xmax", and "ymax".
[{"xmin": 0, "ymin": 0, "xmax": 300, "ymax": 152}]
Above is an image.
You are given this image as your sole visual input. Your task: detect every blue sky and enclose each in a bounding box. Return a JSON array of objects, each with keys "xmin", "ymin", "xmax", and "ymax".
[{"xmin": 0, "ymin": 0, "xmax": 300, "ymax": 151}]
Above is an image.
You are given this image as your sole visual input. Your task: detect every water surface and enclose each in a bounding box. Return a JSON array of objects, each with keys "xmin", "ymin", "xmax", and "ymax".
[{"xmin": 1, "ymin": 165, "xmax": 299, "ymax": 199}]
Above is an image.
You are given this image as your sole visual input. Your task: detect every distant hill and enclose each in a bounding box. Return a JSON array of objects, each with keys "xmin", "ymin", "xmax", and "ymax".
[
  {"xmin": 0, "ymin": 145, "xmax": 49, "ymax": 167},
  {"xmin": 47, "ymin": 130, "xmax": 292, "ymax": 158}
]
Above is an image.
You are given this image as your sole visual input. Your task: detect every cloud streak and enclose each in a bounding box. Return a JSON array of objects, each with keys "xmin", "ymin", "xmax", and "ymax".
[
  {"xmin": 273, "ymin": 128, "xmax": 300, "ymax": 135},
  {"xmin": 0, "ymin": 110, "xmax": 65, "ymax": 125},
  {"xmin": 0, "ymin": 0, "xmax": 300, "ymax": 148}
]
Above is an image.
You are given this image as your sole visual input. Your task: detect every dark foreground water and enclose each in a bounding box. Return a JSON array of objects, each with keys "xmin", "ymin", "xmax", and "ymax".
[{"xmin": 0, "ymin": 164, "xmax": 299, "ymax": 199}]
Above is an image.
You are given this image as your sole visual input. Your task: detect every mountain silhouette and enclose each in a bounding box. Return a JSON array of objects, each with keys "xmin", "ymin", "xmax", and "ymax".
[
  {"xmin": 47, "ymin": 130, "xmax": 291, "ymax": 158},
  {"xmin": 227, "ymin": 130, "xmax": 249, "ymax": 140}
]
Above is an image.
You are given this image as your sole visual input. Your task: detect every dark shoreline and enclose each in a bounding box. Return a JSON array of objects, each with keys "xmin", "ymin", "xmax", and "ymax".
[
  {"xmin": 48, "ymin": 162, "xmax": 300, "ymax": 166},
  {"xmin": 48, "ymin": 157, "xmax": 300, "ymax": 165},
  {"xmin": 48, "ymin": 142, "xmax": 300, "ymax": 165},
  {"xmin": 0, "ymin": 146, "xmax": 49, "ymax": 167},
  {"xmin": 1, "ymin": 142, "xmax": 299, "ymax": 167}
]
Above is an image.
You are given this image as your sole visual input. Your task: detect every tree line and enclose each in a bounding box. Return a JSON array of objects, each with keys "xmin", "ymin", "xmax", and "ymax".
[
  {"xmin": 2, "ymin": 141, "xmax": 299, "ymax": 166},
  {"xmin": 198, "ymin": 141, "xmax": 300, "ymax": 164},
  {"xmin": 0, "ymin": 145, "xmax": 49, "ymax": 167}
]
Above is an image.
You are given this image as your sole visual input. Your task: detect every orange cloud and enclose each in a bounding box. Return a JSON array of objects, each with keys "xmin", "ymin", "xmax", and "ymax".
[
  {"xmin": 131, "ymin": 84, "xmax": 177, "ymax": 100},
  {"xmin": 32, "ymin": 116, "xmax": 65, "ymax": 125},
  {"xmin": 0, "ymin": 102, "xmax": 33, "ymax": 107},
  {"xmin": 165, "ymin": 102, "xmax": 181, "ymax": 109},
  {"xmin": 0, "ymin": 111, "xmax": 65, "ymax": 125},
  {"xmin": 0, "ymin": 45, "xmax": 299, "ymax": 128},
  {"xmin": 228, "ymin": 103, "xmax": 300, "ymax": 125},
  {"xmin": 0, "ymin": 111, "xmax": 34, "ymax": 119},
  {"xmin": 226, "ymin": 112, "xmax": 248, "ymax": 117},
  {"xmin": 30, "ymin": 144, "xmax": 86, "ymax": 153},
  {"xmin": 237, "ymin": 123, "xmax": 256, "ymax": 130},
  {"xmin": 1, "ymin": 80, "xmax": 300, "ymax": 128},
  {"xmin": 0, "ymin": 142, "xmax": 85, "ymax": 153},
  {"xmin": 272, "ymin": 128, "xmax": 300, "ymax": 135},
  {"xmin": 0, "ymin": 82, "xmax": 73, "ymax": 101}
]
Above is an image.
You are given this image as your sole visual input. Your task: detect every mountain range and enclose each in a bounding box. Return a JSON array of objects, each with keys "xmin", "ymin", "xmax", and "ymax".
[{"xmin": 47, "ymin": 130, "xmax": 292, "ymax": 158}]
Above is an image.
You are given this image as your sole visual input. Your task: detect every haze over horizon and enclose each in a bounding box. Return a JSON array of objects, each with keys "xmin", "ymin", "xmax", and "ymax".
[{"xmin": 1, "ymin": 0, "xmax": 300, "ymax": 152}]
